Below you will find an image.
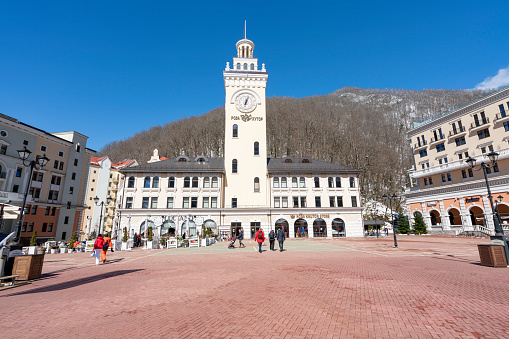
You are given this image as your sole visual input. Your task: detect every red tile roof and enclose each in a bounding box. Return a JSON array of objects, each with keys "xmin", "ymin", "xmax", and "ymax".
[
  {"xmin": 90, "ymin": 156, "xmax": 107, "ymax": 166},
  {"xmin": 112, "ymin": 159, "xmax": 136, "ymax": 169}
]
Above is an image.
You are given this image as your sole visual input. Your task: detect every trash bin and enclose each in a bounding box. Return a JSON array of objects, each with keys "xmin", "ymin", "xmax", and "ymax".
[
  {"xmin": 478, "ymin": 244, "xmax": 508, "ymax": 267},
  {"xmin": 490, "ymin": 236, "xmax": 509, "ymax": 265}
]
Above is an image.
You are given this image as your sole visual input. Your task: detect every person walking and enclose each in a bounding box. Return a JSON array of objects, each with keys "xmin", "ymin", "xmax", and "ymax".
[
  {"xmin": 277, "ymin": 227, "xmax": 286, "ymax": 252},
  {"xmin": 92, "ymin": 235, "xmax": 104, "ymax": 265},
  {"xmin": 238, "ymin": 229, "xmax": 245, "ymax": 248},
  {"xmin": 255, "ymin": 228, "xmax": 265, "ymax": 253},
  {"xmin": 133, "ymin": 233, "xmax": 138, "ymax": 247},
  {"xmin": 137, "ymin": 233, "xmax": 142, "ymax": 247},
  {"xmin": 268, "ymin": 229, "xmax": 276, "ymax": 251},
  {"xmin": 101, "ymin": 234, "xmax": 114, "ymax": 263}
]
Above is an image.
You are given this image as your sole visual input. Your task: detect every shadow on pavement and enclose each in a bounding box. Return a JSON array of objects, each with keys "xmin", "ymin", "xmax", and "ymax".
[{"xmin": 1, "ymin": 269, "xmax": 143, "ymax": 297}]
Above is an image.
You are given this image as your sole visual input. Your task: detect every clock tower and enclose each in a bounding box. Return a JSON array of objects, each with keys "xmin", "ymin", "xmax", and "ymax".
[{"xmin": 223, "ymin": 36, "xmax": 268, "ymax": 208}]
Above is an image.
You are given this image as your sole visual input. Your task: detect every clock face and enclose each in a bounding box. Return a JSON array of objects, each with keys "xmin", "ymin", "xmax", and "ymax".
[{"xmin": 235, "ymin": 93, "xmax": 257, "ymax": 113}]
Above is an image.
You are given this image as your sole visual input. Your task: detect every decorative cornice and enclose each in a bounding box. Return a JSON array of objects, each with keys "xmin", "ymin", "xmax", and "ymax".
[{"xmin": 404, "ymin": 177, "xmax": 509, "ymax": 199}]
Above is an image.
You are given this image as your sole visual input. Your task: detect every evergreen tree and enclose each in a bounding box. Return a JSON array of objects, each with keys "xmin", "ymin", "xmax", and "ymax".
[
  {"xmin": 395, "ymin": 213, "xmax": 410, "ymax": 234},
  {"xmin": 30, "ymin": 230, "xmax": 37, "ymax": 246},
  {"xmin": 413, "ymin": 212, "xmax": 427, "ymax": 234},
  {"xmin": 122, "ymin": 227, "xmax": 128, "ymax": 242}
]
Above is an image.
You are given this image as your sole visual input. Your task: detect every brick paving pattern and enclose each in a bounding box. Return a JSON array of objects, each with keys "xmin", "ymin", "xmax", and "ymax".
[{"xmin": 2, "ymin": 235, "xmax": 508, "ymax": 338}]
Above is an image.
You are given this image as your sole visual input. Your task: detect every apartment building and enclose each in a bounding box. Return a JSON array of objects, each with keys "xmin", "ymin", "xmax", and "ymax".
[
  {"xmin": 0, "ymin": 113, "xmax": 94, "ymax": 244},
  {"xmin": 405, "ymin": 86, "xmax": 509, "ymax": 235}
]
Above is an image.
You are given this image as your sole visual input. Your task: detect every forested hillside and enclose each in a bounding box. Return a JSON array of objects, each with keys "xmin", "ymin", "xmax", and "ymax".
[{"xmin": 100, "ymin": 87, "xmax": 485, "ymax": 200}]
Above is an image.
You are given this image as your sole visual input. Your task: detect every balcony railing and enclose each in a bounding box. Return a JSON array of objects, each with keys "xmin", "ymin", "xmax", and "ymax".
[
  {"xmin": 429, "ymin": 135, "xmax": 445, "ymax": 147},
  {"xmin": 413, "ymin": 141, "xmax": 427, "ymax": 150},
  {"xmin": 470, "ymin": 117, "xmax": 490, "ymax": 131},
  {"xmin": 495, "ymin": 113, "xmax": 509, "ymax": 123},
  {"xmin": 448, "ymin": 126, "xmax": 466, "ymax": 137}
]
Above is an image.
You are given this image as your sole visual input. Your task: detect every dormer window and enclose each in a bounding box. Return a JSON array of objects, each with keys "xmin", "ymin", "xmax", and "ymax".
[
  {"xmin": 302, "ymin": 158, "xmax": 310, "ymax": 163},
  {"xmin": 244, "ymin": 63, "xmax": 247, "ymax": 70},
  {"xmin": 284, "ymin": 158, "xmax": 293, "ymax": 163},
  {"xmin": 250, "ymin": 64, "xmax": 254, "ymax": 70},
  {"xmin": 236, "ymin": 63, "xmax": 241, "ymax": 70}
]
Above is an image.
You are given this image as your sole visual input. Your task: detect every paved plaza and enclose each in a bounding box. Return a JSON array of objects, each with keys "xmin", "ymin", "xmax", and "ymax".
[{"xmin": 2, "ymin": 236, "xmax": 509, "ymax": 338}]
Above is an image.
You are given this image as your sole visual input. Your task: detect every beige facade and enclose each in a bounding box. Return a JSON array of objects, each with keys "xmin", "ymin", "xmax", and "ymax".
[{"xmin": 405, "ymin": 86, "xmax": 509, "ymax": 235}]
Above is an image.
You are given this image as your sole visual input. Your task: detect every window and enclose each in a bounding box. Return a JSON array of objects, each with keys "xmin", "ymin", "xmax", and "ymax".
[
  {"xmin": 212, "ymin": 177, "xmax": 218, "ymax": 188},
  {"xmin": 232, "ymin": 159, "xmax": 238, "ymax": 173},
  {"xmin": 299, "ymin": 177, "xmax": 305, "ymax": 188},
  {"xmin": 504, "ymin": 121, "xmax": 509, "ymax": 132},
  {"xmin": 468, "ymin": 168, "xmax": 474, "ymax": 177},
  {"xmin": 477, "ymin": 128, "xmax": 490, "ymax": 140},
  {"xmin": 447, "ymin": 173, "xmax": 452, "ymax": 181},
  {"xmin": 254, "ymin": 177, "xmax": 260, "ymax": 192},
  {"xmin": 128, "ymin": 176, "xmax": 135, "ymax": 188},
  {"xmin": 250, "ymin": 63, "xmax": 254, "ymax": 70},
  {"xmin": 0, "ymin": 145, "xmax": 7, "ymax": 155},
  {"xmin": 211, "ymin": 197, "xmax": 217, "ymax": 208},
  {"xmin": 274, "ymin": 197, "xmax": 280, "ymax": 208},
  {"xmin": 499, "ymin": 104, "xmax": 507, "ymax": 118},
  {"xmin": 144, "ymin": 177, "xmax": 151, "ymax": 188},
  {"xmin": 59, "ymin": 162, "xmax": 64, "ymax": 170},
  {"xmin": 455, "ymin": 136, "xmax": 466, "ymax": 146},
  {"xmin": 76, "ymin": 144, "xmax": 81, "ymax": 153},
  {"xmin": 42, "ymin": 223, "xmax": 47, "ymax": 232},
  {"xmin": 192, "ymin": 177, "xmax": 198, "ymax": 188},
  {"xmin": 47, "ymin": 223, "xmax": 53, "ymax": 232},
  {"xmin": 31, "ymin": 205, "xmax": 37, "ymax": 215},
  {"xmin": 489, "ymin": 145, "xmax": 494, "ymax": 152},
  {"xmin": 28, "ymin": 222, "xmax": 34, "ymax": 232},
  {"xmin": 493, "ymin": 163, "xmax": 500, "ymax": 173},
  {"xmin": 51, "ymin": 175, "xmax": 62, "ymax": 185},
  {"xmin": 16, "ymin": 166, "xmax": 22, "ymax": 177},
  {"xmin": 335, "ymin": 177, "xmax": 341, "ymax": 187},
  {"xmin": 236, "ymin": 63, "xmax": 240, "ymax": 69},
  {"xmin": 51, "ymin": 207, "xmax": 56, "ymax": 216},
  {"xmin": 300, "ymin": 197, "xmax": 306, "ymax": 208},
  {"xmin": 292, "ymin": 177, "xmax": 298, "ymax": 188},
  {"xmin": 328, "ymin": 177, "xmax": 333, "ymax": 188},
  {"xmin": 481, "ymin": 147, "xmax": 486, "ymax": 154},
  {"xmin": 13, "ymin": 185, "xmax": 19, "ymax": 193},
  {"xmin": 351, "ymin": 196, "xmax": 358, "ymax": 207},
  {"xmin": 142, "ymin": 197, "xmax": 149, "ymax": 209},
  {"xmin": 150, "ymin": 197, "xmax": 158, "ymax": 209},
  {"xmin": 314, "ymin": 177, "xmax": 320, "ymax": 188},
  {"xmin": 45, "ymin": 207, "xmax": 50, "ymax": 215},
  {"xmin": 232, "ymin": 198, "xmax": 237, "ymax": 208},
  {"xmin": 71, "ymin": 172, "xmax": 76, "ymax": 180},
  {"xmin": 419, "ymin": 149, "xmax": 427, "ymax": 157},
  {"xmin": 243, "ymin": 63, "xmax": 247, "ymax": 70},
  {"xmin": 58, "ymin": 151, "xmax": 64, "ymax": 157},
  {"xmin": 282, "ymin": 197, "xmax": 288, "ymax": 208},
  {"xmin": 0, "ymin": 130, "xmax": 6, "ymax": 137},
  {"xmin": 436, "ymin": 143, "xmax": 445, "ymax": 152},
  {"xmin": 21, "ymin": 222, "xmax": 27, "ymax": 232},
  {"xmin": 349, "ymin": 177, "xmax": 355, "ymax": 188},
  {"xmin": 337, "ymin": 197, "xmax": 343, "ymax": 207},
  {"xmin": 329, "ymin": 197, "xmax": 335, "ymax": 207},
  {"xmin": 152, "ymin": 177, "xmax": 159, "ymax": 188},
  {"xmin": 293, "ymin": 197, "xmax": 299, "ymax": 208},
  {"xmin": 167, "ymin": 197, "xmax": 174, "ymax": 208},
  {"xmin": 183, "ymin": 177, "xmax": 190, "ymax": 188},
  {"xmin": 183, "ymin": 197, "xmax": 189, "ymax": 208},
  {"xmin": 191, "ymin": 197, "xmax": 197, "ymax": 208},
  {"xmin": 48, "ymin": 190, "xmax": 59, "ymax": 201},
  {"xmin": 69, "ymin": 187, "xmax": 74, "ymax": 194},
  {"xmin": 254, "ymin": 141, "xmax": 259, "ymax": 155},
  {"xmin": 462, "ymin": 170, "xmax": 467, "ymax": 179},
  {"xmin": 441, "ymin": 174, "xmax": 446, "ymax": 182},
  {"xmin": 202, "ymin": 197, "xmax": 209, "ymax": 208},
  {"xmin": 424, "ymin": 178, "xmax": 428, "ymax": 186},
  {"xmin": 168, "ymin": 177, "xmax": 175, "ymax": 188},
  {"xmin": 315, "ymin": 196, "xmax": 321, "ymax": 207},
  {"xmin": 202, "ymin": 177, "xmax": 210, "ymax": 188},
  {"xmin": 232, "ymin": 124, "xmax": 238, "ymax": 137},
  {"xmin": 110, "ymin": 173, "xmax": 113, "ymax": 179},
  {"xmin": 429, "ymin": 177, "xmax": 433, "ymax": 185},
  {"xmin": 64, "ymin": 216, "xmax": 69, "ymax": 224},
  {"xmin": 126, "ymin": 197, "xmax": 133, "ymax": 209},
  {"xmin": 74, "ymin": 159, "xmax": 78, "ymax": 166},
  {"xmin": 54, "ymin": 160, "xmax": 59, "ymax": 169}
]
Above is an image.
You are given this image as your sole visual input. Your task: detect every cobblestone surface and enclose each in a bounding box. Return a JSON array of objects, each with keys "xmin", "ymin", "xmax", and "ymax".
[{"xmin": 2, "ymin": 235, "xmax": 508, "ymax": 338}]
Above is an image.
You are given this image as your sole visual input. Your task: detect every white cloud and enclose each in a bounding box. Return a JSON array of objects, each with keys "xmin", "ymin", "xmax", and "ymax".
[{"xmin": 475, "ymin": 66, "xmax": 509, "ymax": 90}]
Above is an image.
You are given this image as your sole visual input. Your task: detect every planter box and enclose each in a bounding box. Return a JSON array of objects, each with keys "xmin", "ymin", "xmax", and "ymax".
[
  {"xmin": 166, "ymin": 238, "xmax": 178, "ymax": 248},
  {"xmin": 146, "ymin": 241, "xmax": 153, "ymax": 250},
  {"xmin": 121, "ymin": 242, "xmax": 130, "ymax": 251},
  {"xmin": 50, "ymin": 249, "xmax": 57, "ymax": 254},
  {"xmin": 478, "ymin": 245, "xmax": 508, "ymax": 267},
  {"xmin": 12, "ymin": 254, "xmax": 45, "ymax": 280},
  {"xmin": 189, "ymin": 238, "xmax": 200, "ymax": 247}
]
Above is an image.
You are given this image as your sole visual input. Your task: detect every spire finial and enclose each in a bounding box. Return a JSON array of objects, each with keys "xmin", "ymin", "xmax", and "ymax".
[{"xmin": 244, "ymin": 20, "xmax": 246, "ymax": 39}]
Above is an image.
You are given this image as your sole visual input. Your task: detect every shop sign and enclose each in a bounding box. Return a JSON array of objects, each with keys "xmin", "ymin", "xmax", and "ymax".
[{"xmin": 290, "ymin": 214, "xmax": 330, "ymax": 219}]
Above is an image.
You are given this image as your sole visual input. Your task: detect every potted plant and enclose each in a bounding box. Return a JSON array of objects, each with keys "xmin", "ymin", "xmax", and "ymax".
[
  {"xmin": 68, "ymin": 231, "xmax": 77, "ymax": 253},
  {"xmin": 121, "ymin": 227, "xmax": 129, "ymax": 251},
  {"xmin": 147, "ymin": 227, "xmax": 153, "ymax": 249},
  {"xmin": 50, "ymin": 244, "xmax": 59, "ymax": 254},
  {"xmin": 28, "ymin": 230, "xmax": 38, "ymax": 255},
  {"xmin": 160, "ymin": 236, "xmax": 166, "ymax": 248}
]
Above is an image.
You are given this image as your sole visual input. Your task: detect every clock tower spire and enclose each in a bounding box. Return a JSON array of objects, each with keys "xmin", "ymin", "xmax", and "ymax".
[{"xmin": 223, "ymin": 34, "xmax": 268, "ymax": 209}]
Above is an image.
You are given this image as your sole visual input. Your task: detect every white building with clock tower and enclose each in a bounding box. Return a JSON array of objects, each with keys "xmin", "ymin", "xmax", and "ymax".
[{"xmin": 115, "ymin": 35, "xmax": 364, "ymax": 241}]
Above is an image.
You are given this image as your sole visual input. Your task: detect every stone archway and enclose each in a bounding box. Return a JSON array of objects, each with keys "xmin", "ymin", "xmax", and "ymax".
[
  {"xmin": 469, "ymin": 206, "xmax": 485, "ymax": 226},
  {"xmin": 447, "ymin": 208, "xmax": 462, "ymax": 226},
  {"xmin": 429, "ymin": 210, "xmax": 441, "ymax": 226},
  {"xmin": 332, "ymin": 218, "xmax": 345, "ymax": 237},
  {"xmin": 275, "ymin": 218, "xmax": 289, "ymax": 238},
  {"xmin": 161, "ymin": 220, "xmax": 176, "ymax": 237},
  {"xmin": 294, "ymin": 219, "xmax": 308, "ymax": 238},
  {"xmin": 313, "ymin": 218, "xmax": 327, "ymax": 237}
]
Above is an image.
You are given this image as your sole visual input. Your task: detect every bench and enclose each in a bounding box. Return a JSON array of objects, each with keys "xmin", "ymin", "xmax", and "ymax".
[{"xmin": 0, "ymin": 275, "xmax": 20, "ymax": 287}]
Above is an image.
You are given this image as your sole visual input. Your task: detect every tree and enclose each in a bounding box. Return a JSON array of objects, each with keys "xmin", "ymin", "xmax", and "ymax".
[
  {"xmin": 148, "ymin": 227, "xmax": 153, "ymax": 241},
  {"xmin": 122, "ymin": 227, "xmax": 128, "ymax": 242},
  {"xmin": 395, "ymin": 213, "xmax": 410, "ymax": 234},
  {"xmin": 68, "ymin": 231, "xmax": 77, "ymax": 249},
  {"xmin": 30, "ymin": 230, "xmax": 37, "ymax": 246},
  {"xmin": 413, "ymin": 212, "xmax": 427, "ymax": 234}
]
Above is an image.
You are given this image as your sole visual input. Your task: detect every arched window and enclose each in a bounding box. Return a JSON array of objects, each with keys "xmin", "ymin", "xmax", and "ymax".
[
  {"xmin": 243, "ymin": 63, "xmax": 248, "ymax": 70},
  {"xmin": 192, "ymin": 177, "xmax": 198, "ymax": 188},
  {"xmin": 236, "ymin": 63, "xmax": 241, "ymax": 70},
  {"xmin": 128, "ymin": 176, "xmax": 135, "ymax": 188},
  {"xmin": 232, "ymin": 159, "xmax": 238, "ymax": 173},
  {"xmin": 144, "ymin": 176, "xmax": 151, "ymax": 188},
  {"xmin": 254, "ymin": 177, "xmax": 260, "ymax": 192},
  {"xmin": 233, "ymin": 124, "xmax": 238, "ymax": 138},
  {"xmin": 281, "ymin": 177, "xmax": 287, "ymax": 188},
  {"xmin": 328, "ymin": 177, "xmax": 333, "ymax": 188},
  {"xmin": 350, "ymin": 177, "xmax": 355, "ymax": 188},
  {"xmin": 152, "ymin": 176, "xmax": 159, "ymax": 188},
  {"xmin": 250, "ymin": 63, "xmax": 254, "ymax": 70},
  {"xmin": 336, "ymin": 177, "xmax": 341, "ymax": 188},
  {"xmin": 292, "ymin": 177, "xmax": 298, "ymax": 188},
  {"xmin": 299, "ymin": 177, "xmax": 306, "ymax": 188},
  {"xmin": 203, "ymin": 177, "xmax": 210, "ymax": 188},
  {"xmin": 314, "ymin": 177, "xmax": 320, "ymax": 188},
  {"xmin": 254, "ymin": 141, "xmax": 259, "ymax": 155},
  {"xmin": 212, "ymin": 177, "xmax": 218, "ymax": 188},
  {"xmin": 184, "ymin": 177, "xmax": 190, "ymax": 188},
  {"xmin": 168, "ymin": 176, "xmax": 175, "ymax": 188},
  {"xmin": 273, "ymin": 177, "xmax": 280, "ymax": 188}
]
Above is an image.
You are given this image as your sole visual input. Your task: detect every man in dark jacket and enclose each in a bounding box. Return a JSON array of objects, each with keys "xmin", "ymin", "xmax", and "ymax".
[
  {"xmin": 268, "ymin": 230, "xmax": 275, "ymax": 251},
  {"xmin": 277, "ymin": 227, "xmax": 286, "ymax": 252},
  {"xmin": 238, "ymin": 229, "xmax": 245, "ymax": 248}
]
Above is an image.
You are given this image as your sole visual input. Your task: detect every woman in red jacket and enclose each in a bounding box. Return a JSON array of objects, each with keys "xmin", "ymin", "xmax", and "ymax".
[
  {"xmin": 92, "ymin": 235, "xmax": 104, "ymax": 265},
  {"xmin": 255, "ymin": 229, "xmax": 265, "ymax": 253}
]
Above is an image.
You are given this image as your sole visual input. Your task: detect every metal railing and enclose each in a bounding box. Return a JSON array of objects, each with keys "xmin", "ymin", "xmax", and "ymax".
[
  {"xmin": 470, "ymin": 117, "xmax": 490, "ymax": 130},
  {"xmin": 448, "ymin": 126, "xmax": 466, "ymax": 137}
]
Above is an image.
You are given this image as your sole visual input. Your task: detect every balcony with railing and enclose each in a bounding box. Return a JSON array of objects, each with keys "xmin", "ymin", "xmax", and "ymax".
[
  {"xmin": 429, "ymin": 135, "xmax": 446, "ymax": 147},
  {"xmin": 494, "ymin": 113, "xmax": 509, "ymax": 124},
  {"xmin": 470, "ymin": 117, "xmax": 490, "ymax": 132},
  {"xmin": 413, "ymin": 140, "xmax": 427, "ymax": 151},
  {"xmin": 448, "ymin": 126, "xmax": 467, "ymax": 139}
]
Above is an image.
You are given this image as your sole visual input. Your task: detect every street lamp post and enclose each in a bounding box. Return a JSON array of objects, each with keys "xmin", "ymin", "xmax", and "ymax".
[
  {"xmin": 383, "ymin": 194, "xmax": 398, "ymax": 248},
  {"xmin": 495, "ymin": 195, "xmax": 503, "ymax": 227},
  {"xmin": 12, "ymin": 146, "xmax": 49, "ymax": 245},
  {"xmin": 466, "ymin": 151, "xmax": 505, "ymax": 236},
  {"xmin": 94, "ymin": 196, "xmax": 111, "ymax": 236}
]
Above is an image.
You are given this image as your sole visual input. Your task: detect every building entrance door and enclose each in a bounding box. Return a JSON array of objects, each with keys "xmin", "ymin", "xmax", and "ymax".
[
  {"xmin": 275, "ymin": 218, "xmax": 289, "ymax": 238},
  {"xmin": 294, "ymin": 219, "xmax": 308, "ymax": 238},
  {"xmin": 231, "ymin": 222, "xmax": 242, "ymax": 238},
  {"xmin": 250, "ymin": 222, "xmax": 261, "ymax": 238}
]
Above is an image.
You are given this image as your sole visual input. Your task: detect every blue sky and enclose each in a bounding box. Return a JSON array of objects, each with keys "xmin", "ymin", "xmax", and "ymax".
[{"xmin": 1, "ymin": 1, "xmax": 509, "ymax": 151}]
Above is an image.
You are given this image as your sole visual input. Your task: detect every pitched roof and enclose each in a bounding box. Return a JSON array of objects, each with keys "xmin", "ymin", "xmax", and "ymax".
[
  {"xmin": 112, "ymin": 159, "xmax": 137, "ymax": 169},
  {"xmin": 267, "ymin": 157, "xmax": 361, "ymax": 174},
  {"xmin": 90, "ymin": 156, "xmax": 107, "ymax": 166}
]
